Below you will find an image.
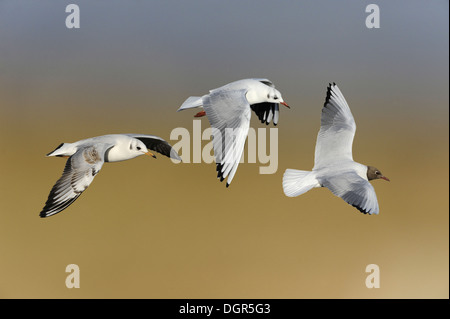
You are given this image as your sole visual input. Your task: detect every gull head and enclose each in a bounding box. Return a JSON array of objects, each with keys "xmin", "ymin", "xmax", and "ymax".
[
  {"xmin": 267, "ymin": 88, "xmax": 289, "ymax": 108},
  {"xmin": 246, "ymin": 81, "xmax": 289, "ymax": 108},
  {"xmin": 367, "ymin": 166, "xmax": 390, "ymax": 182},
  {"xmin": 130, "ymin": 139, "xmax": 156, "ymax": 158}
]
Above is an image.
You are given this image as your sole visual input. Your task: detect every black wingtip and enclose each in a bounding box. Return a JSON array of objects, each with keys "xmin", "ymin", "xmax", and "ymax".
[
  {"xmin": 250, "ymin": 102, "xmax": 279, "ymax": 126},
  {"xmin": 351, "ymin": 204, "xmax": 370, "ymax": 215},
  {"xmin": 46, "ymin": 143, "xmax": 64, "ymax": 156},
  {"xmin": 325, "ymin": 85, "xmax": 333, "ymax": 106},
  {"xmin": 226, "ymin": 183, "xmax": 230, "ymax": 188},
  {"xmin": 216, "ymin": 163, "xmax": 225, "ymax": 180}
]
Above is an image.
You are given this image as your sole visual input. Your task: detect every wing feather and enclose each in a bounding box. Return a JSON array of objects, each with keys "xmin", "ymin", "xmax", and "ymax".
[
  {"xmin": 250, "ymin": 102, "xmax": 279, "ymax": 125},
  {"xmin": 322, "ymin": 172, "xmax": 379, "ymax": 215},
  {"xmin": 203, "ymin": 89, "xmax": 251, "ymax": 186},
  {"xmin": 40, "ymin": 146, "xmax": 106, "ymax": 217},
  {"xmin": 314, "ymin": 83, "xmax": 356, "ymax": 169}
]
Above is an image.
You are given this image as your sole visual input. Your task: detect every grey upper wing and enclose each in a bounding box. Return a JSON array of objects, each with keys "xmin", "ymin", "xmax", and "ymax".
[
  {"xmin": 251, "ymin": 78, "xmax": 274, "ymax": 87},
  {"xmin": 203, "ymin": 89, "xmax": 251, "ymax": 186},
  {"xmin": 314, "ymin": 83, "xmax": 356, "ymax": 169},
  {"xmin": 322, "ymin": 172, "xmax": 379, "ymax": 215},
  {"xmin": 125, "ymin": 134, "xmax": 181, "ymax": 161},
  {"xmin": 40, "ymin": 145, "xmax": 108, "ymax": 217}
]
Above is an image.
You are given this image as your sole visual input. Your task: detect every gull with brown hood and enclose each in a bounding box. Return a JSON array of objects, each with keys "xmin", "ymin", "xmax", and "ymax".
[{"xmin": 283, "ymin": 83, "xmax": 389, "ymax": 215}]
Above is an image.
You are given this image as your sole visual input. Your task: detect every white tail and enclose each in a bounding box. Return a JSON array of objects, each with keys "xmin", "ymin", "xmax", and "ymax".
[
  {"xmin": 177, "ymin": 96, "xmax": 203, "ymax": 112},
  {"xmin": 282, "ymin": 169, "xmax": 319, "ymax": 197}
]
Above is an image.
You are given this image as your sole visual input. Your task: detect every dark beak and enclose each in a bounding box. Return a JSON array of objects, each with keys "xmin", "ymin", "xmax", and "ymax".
[
  {"xmin": 380, "ymin": 176, "xmax": 390, "ymax": 182},
  {"xmin": 145, "ymin": 151, "xmax": 157, "ymax": 159},
  {"xmin": 280, "ymin": 101, "xmax": 290, "ymax": 109}
]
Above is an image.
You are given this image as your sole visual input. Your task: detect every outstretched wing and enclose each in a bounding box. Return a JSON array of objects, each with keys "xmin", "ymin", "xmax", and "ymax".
[
  {"xmin": 314, "ymin": 83, "xmax": 356, "ymax": 169},
  {"xmin": 40, "ymin": 145, "xmax": 108, "ymax": 217},
  {"xmin": 125, "ymin": 134, "xmax": 181, "ymax": 161},
  {"xmin": 322, "ymin": 172, "xmax": 379, "ymax": 215},
  {"xmin": 203, "ymin": 89, "xmax": 251, "ymax": 187}
]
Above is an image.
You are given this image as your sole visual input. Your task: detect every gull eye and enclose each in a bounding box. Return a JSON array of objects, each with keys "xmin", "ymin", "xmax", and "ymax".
[
  {"xmin": 274, "ymin": 96, "xmax": 278, "ymax": 100},
  {"xmin": 376, "ymin": 171, "xmax": 380, "ymax": 175},
  {"xmin": 137, "ymin": 146, "xmax": 141, "ymax": 151}
]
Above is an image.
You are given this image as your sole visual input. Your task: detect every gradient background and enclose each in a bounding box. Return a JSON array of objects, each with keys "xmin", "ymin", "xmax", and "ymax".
[{"xmin": 0, "ymin": 0, "xmax": 448, "ymax": 298}]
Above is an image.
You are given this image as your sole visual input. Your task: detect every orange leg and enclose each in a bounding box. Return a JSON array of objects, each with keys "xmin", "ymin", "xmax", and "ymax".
[{"xmin": 194, "ymin": 111, "xmax": 206, "ymax": 118}]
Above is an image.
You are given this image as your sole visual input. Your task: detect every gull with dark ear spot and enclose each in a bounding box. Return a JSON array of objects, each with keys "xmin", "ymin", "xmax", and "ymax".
[
  {"xmin": 282, "ymin": 83, "xmax": 389, "ymax": 215},
  {"xmin": 40, "ymin": 134, "xmax": 181, "ymax": 218},
  {"xmin": 177, "ymin": 78, "xmax": 289, "ymax": 187}
]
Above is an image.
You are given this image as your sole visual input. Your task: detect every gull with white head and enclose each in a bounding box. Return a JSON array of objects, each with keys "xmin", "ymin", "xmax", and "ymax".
[
  {"xmin": 39, "ymin": 134, "xmax": 181, "ymax": 217},
  {"xmin": 177, "ymin": 78, "xmax": 289, "ymax": 187}
]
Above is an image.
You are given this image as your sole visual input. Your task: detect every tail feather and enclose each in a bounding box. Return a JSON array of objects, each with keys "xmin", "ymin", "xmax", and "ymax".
[
  {"xmin": 282, "ymin": 169, "xmax": 319, "ymax": 197},
  {"xmin": 177, "ymin": 96, "xmax": 203, "ymax": 112}
]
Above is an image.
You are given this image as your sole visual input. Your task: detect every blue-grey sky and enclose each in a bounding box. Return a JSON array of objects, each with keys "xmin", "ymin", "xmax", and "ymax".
[{"xmin": 0, "ymin": 1, "xmax": 448, "ymax": 122}]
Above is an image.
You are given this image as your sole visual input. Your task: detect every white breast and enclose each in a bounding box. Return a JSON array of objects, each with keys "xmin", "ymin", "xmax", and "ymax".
[{"xmin": 353, "ymin": 163, "xmax": 369, "ymax": 180}]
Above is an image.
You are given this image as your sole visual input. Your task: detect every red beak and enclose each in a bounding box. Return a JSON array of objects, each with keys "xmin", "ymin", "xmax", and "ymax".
[
  {"xmin": 280, "ymin": 101, "xmax": 290, "ymax": 109},
  {"xmin": 381, "ymin": 176, "xmax": 390, "ymax": 182}
]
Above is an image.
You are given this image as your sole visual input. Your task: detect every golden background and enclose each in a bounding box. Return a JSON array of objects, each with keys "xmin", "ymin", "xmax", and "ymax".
[{"xmin": 0, "ymin": 1, "xmax": 448, "ymax": 298}]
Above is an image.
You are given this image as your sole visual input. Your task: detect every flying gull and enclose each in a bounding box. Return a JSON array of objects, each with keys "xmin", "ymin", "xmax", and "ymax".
[
  {"xmin": 283, "ymin": 83, "xmax": 389, "ymax": 215},
  {"xmin": 178, "ymin": 78, "xmax": 289, "ymax": 187},
  {"xmin": 39, "ymin": 134, "xmax": 181, "ymax": 217}
]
